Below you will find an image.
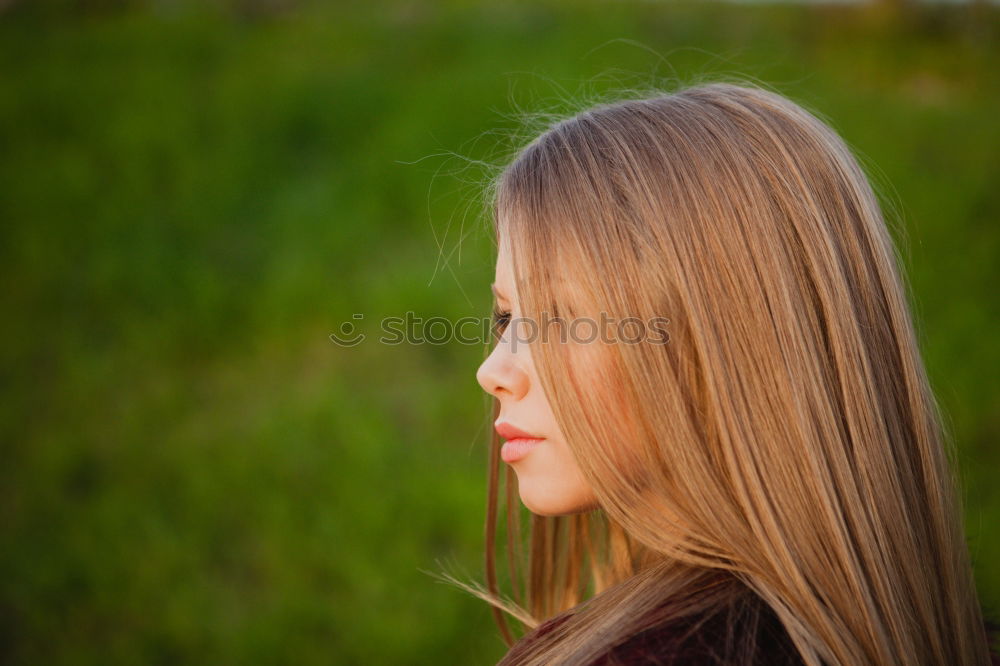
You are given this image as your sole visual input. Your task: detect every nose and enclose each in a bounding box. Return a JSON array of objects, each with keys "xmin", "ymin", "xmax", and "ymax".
[{"xmin": 476, "ymin": 336, "xmax": 529, "ymax": 400}]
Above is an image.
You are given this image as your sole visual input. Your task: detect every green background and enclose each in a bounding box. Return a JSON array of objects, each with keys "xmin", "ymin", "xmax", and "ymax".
[{"xmin": 1, "ymin": 1, "xmax": 997, "ymax": 663}]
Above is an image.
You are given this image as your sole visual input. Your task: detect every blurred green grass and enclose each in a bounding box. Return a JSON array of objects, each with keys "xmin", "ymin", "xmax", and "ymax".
[{"xmin": 0, "ymin": 1, "xmax": 997, "ymax": 663}]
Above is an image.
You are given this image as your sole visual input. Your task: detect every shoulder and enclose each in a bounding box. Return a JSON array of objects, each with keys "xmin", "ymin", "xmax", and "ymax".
[
  {"xmin": 591, "ymin": 597, "xmax": 804, "ymax": 666},
  {"xmin": 499, "ymin": 612, "xmax": 573, "ymax": 664},
  {"xmin": 503, "ymin": 586, "xmax": 804, "ymax": 665}
]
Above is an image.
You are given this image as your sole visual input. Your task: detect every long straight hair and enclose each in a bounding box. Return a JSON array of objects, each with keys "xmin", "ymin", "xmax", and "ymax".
[{"xmin": 452, "ymin": 81, "xmax": 990, "ymax": 665}]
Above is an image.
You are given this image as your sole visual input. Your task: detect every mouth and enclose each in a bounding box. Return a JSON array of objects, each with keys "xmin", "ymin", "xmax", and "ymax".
[{"xmin": 494, "ymin": 421, "xmax": 545, "ymax": 463}]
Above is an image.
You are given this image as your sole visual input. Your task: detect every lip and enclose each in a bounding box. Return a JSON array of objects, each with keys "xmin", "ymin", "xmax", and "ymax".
[
  {"xmin": 495, "ymin": 422, "xmax": 542, "ymax": 441},
  {"xmin": 495, "ymin": 421, "xmax": 544, "ymax": 463}
]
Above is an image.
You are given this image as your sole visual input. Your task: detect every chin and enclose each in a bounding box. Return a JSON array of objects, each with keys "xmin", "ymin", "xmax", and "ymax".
[{"xmin": 518, "ymin": 484, "xmax": 598, "ymax": 516}]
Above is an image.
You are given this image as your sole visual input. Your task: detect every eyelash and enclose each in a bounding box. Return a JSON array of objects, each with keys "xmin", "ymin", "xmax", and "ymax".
[{"xmin": 492, "ymin": 306, "xmax": 511, "ymax": 335}]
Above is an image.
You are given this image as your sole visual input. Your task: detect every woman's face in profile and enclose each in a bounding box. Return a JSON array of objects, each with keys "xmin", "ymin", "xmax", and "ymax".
[{"xmin": 476, "ymin": 234, "xmax": 599, "ymax": 516}]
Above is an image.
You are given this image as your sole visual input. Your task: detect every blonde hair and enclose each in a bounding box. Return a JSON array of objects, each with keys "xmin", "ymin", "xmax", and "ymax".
[{"xmin": 454, "ymin": 81, "xmax": 990, "ymax": 664}]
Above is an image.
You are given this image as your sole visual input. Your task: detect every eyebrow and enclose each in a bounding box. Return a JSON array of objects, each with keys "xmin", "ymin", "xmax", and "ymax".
[{"xmin": 490, "ymin": 283, "xmax": 509, "ymax": 300}]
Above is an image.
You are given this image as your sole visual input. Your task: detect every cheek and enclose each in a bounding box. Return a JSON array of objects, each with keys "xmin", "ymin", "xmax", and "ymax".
[{"xmin": 562, "ymin": 345, "xmax": 649, "ymax": 482}]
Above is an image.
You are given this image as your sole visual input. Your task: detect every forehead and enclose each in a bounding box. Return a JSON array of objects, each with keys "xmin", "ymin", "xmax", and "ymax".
[
  {"xmin": 495, "ymin": 233, "xmax": 511, "ymax": 268},
  {"xmin": 492, "ymin": 214, "xmax": 586, "ymax": 304},
  {"xmin": 494, "ymin": 224, "xmax": 516, "ymax": 270},
  {"xmin": 492, "ymin": 239, "xmax": 515, "ymax": 302},
  {"xmin": 492, "ymin": 236, "xmax": 582, "ymax": 308}
]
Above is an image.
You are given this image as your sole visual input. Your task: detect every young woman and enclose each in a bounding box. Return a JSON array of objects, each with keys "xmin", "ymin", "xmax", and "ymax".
[{"xmin": 466, "ymin": 82, "xmax": 996, "ymax": 664}]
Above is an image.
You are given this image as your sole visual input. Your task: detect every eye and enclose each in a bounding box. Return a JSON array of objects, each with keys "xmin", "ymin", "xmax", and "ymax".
[{"xmin": 491, "ymin": 306, "xmax": 511, "ymax": 337}]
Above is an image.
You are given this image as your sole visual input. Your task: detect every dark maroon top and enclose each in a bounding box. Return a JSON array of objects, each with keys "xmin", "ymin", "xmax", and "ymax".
[
  {"xmin": 503, "ymin": 597, "xmax": 803, "ymax": 665},
  {"xmin": 590, "ymin": 601, "xmax": 804, "ymax": 665},
  {"xmin": 504, "ymin": 602, "xmax": 1000, "ymax": 665}
]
